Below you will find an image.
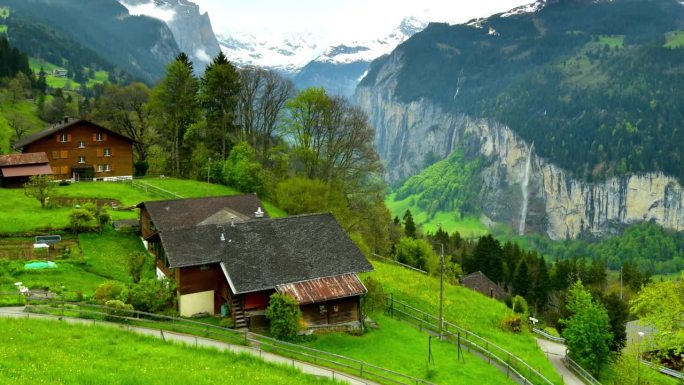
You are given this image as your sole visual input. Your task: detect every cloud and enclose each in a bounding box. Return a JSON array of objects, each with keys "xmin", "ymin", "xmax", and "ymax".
[{"xmin": 120, "ymin": 1, "xmax": 176, "ymax": 23}]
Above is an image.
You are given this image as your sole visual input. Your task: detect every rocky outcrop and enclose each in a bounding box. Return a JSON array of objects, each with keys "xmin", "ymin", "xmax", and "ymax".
[
  {"xmin": 356, "ymin": 62, "xmax": 684, "ymax": 239},
  {"xmin": 120, "ymin": 0, "xmax": 220, "ymax": 70}
]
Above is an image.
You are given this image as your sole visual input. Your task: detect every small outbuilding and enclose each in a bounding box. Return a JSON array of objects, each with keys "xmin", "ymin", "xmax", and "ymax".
[
  {"xmin": 0, "ymin": 152, "xmax": 53, "ymax": 188},
  {"xmin": 460, "ymin": 271, "xmax": 508, "ymax": 300}
]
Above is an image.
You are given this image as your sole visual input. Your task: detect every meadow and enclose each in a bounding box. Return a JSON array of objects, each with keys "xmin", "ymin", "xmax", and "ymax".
[
  {"xmin": 385, "ymin": 192, "xmax": 487, "ymax": 238},
  {"xmin": 0, "ymin": 317, "xmax": 338, "ymax": 385},
  {"xmin": 363, "ymin": 260, "xmax": 564, "ymax": 385},
  {"xmin": 303, "ymin": 313, "xmax": 516, "ymax": 385}
]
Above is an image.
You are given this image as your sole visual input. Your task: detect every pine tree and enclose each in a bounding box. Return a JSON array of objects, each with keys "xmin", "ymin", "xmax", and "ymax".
[{"xmin": 402, "ymin": 209, "xmax": 416, "ymax": 238}]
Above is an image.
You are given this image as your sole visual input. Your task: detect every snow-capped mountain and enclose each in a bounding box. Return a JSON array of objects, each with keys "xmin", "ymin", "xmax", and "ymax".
[
  {"xmin": 292, "ymin": 17, "xmax": 430, "ymax": 97},
  {"xmin": 217, "ymin": 31, "xmax": 322, "ymax": 75},
  {"xmin": 314, "ymin": 16, "xmax": 427, "ymax": 65},
  {"xmin": 119, "ymin": 0, "xmax": 221, "ymax": 70}
]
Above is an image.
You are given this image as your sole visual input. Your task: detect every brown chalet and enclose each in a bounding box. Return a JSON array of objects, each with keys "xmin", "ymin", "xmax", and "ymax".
[
  {"xmin": 13, "ymin": 118, "xmax": 134, "ymax": 181},
  {"xmin": 139, "ymin": 196, "xmax": 372, "ymax": 332},
  {"xmin": 460, "ymin": 271, "xmax": 508, "ymax": 300},
  {"xmin": 0, "ymin": 152, "xmax": 52, "ymax": 188}
]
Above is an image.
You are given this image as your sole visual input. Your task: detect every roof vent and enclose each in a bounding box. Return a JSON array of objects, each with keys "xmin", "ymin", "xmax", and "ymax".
[
  {"xmin": 231, "ymin": 215, "xmax": 236, "ymax": 227},
  {"xmin": 255, "ymin": 207, "xmax": 264, "ymax": 218}
]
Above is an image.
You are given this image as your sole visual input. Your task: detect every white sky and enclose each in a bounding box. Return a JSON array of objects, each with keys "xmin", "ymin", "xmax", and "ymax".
[{"xmin": 192, "ymin": 0, "xmax": 533, "ymax": 41}]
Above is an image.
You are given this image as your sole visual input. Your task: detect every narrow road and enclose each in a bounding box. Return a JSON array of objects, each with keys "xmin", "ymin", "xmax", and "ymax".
[
  {"xmin": 0, "ymin": 307, "xmax": 377, "ymax": 385},
  {"xmin": 535, "ymin": 338, "xmax": 585, "ymax": 385}
]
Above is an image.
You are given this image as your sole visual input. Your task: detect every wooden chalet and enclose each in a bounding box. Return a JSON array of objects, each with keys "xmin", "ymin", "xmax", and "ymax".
[
  {"xmin": 140, "ymin": 198, "xmax": 372, "ymax": 331},
  {"xmin": 460, "ymin": 271, "xmax": 508, "ymax": 300},
  {"xmin": 13, "ymin": 118, "xmax": 134, "ymax": 181},
  {"xmin": 0, "ymin": 152, "xmax": 52, "ymax": 188}
]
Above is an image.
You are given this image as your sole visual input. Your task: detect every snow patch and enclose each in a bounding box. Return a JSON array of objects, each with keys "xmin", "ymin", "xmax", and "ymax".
[
  {"xmin": 500, "ymin": 1, "xmax": 544, "ymax": 17},
  {"xmin": 119, "ymin": 0, "xmax": 176, "ymax": 23}
]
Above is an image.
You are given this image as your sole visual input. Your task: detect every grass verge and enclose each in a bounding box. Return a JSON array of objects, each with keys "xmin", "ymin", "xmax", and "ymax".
[{"xmin": 0, "ymin": 317, "xmax": 337, "ymax": 385}]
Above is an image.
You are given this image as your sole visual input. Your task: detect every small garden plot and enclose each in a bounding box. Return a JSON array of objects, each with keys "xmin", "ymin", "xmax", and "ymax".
[{"xmin": 0, "ymin": 236, "xmax": 80, "ymax": 261}]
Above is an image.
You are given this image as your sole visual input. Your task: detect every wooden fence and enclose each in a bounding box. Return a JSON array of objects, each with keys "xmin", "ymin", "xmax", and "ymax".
[
  {"xmin": 11, "ymin": 299, "xmax": 433, "ymax": 385},
  {"xmin": 387, "ymin": 295, "xmax": 556, "ymax": 385}
]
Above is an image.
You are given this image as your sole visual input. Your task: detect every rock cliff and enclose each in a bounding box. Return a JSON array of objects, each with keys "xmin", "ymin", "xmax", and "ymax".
[{"xmin": 357, "ymin": 67, "xmax": 684, "ymax": 239}]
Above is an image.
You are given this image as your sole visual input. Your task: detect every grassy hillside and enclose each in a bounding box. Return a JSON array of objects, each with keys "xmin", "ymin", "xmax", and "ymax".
[
  {"xmin": 386, "ymin": 149, "xmax": 488, "ymax": 237},
  {"xmin": 0, "ymin": 318, "xmax": 335, "ymax": 385},
  {"xmin": 304, "ymin": 313, "xmax": 517, "ymax": 385},
  {"xmin": 364, "ymin": 260, "xmax": 563, "ymax": 384}
]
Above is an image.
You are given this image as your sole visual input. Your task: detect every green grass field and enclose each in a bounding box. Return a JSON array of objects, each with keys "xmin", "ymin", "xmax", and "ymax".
[
  {"xmin": 386, "ymin": 192, "xmax": 487, "ymax": 237},
  {"xmin": 364, "ymin": 260, "xmax": 563, "ymax": 385},
  {"xmin": 304, "ymin": 313, "xmax": 516, "ymax": 384},
  {"xmin": 664, "ymin": 30, "xmax": 684, "ymax": 48},
  {"xmin": 0, "ymin": 318, "xmax": 336, "ymax": 385}
]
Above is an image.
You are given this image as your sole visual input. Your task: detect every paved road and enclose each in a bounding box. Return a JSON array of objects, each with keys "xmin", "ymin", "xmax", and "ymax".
[
  {"xmin": 0, "ymin": 307, "xmax": 377, "ymax": 385},
  {"xmin": 535, "ymin": 338, "xmax": 585, "ymax": 385}
]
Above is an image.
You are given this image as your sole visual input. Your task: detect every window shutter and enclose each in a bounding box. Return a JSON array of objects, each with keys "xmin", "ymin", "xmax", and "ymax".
[
  {"xmin": 97, "ymin": 148, "xmax": 103, "ymax": 157},
  {"xmin": 111, "ymin": 147, "xmax": 115, "ymax": 156},
  {"xmin": 67, "ymin": 134, "xmax": 72, "ymax": 142},
  {"xmin": 51, "ymin": 166, "xmax": 59, "ymax": 174},
  {"xmin": 110, "ymin": 163, "xmax": 114, "ymax": 173},
  {"xmin": 61, "ymin": 150, "xmax": 68, "ymax": 159},
  {"xmin": 92, "ymin": 133, "xmax": 97, "ymax": 141},
  {"xmin": 103, "ymin": 133, "xmax": 108, "ymax": 141},
  {"xmin": 52, "ymin": 151, "xmax": 59, "ymax": 160},
  {"xmin": 56, "ymin": 135, "xmax": 60, "ymax": 143}
]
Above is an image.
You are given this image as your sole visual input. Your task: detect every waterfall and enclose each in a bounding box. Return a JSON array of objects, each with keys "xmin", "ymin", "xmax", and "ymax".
[{"xmin": 519, "ymin": 144, "xmax": 534, "ymax": 235}]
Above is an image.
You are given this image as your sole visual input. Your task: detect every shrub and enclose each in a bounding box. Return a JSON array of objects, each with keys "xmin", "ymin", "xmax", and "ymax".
[
  {"xmin": 128, "ymin": 278, "xmax": 175, "ymax": 313},
  {"xmin": 510, "ymin": 295, "xmax": 529, "ymax": 315},
  {"xmin": 127, "ymin": 252, "xmax": 147, "ymax": 284},
  {"xmin": 69, "ymin": 208, "xmax": 95, "ymax": 233},
  {"xmin": 134, "ymin": 160, "xmax": 149, "ymax": 177},
  {"xmin": 265, "ymin": 293, "xmax": 301, "ymax": 341},
  {"xmin": 104, "ymin": 299, "xmax": 134, "ymax": 322},
  {"xmin": 499, "ymin": 314, "xmax": 522, "ymax": 333},
  {"xmin": 362, "ymin": 276, "xmax": 386, "ymax": 314},
  {"xmin": 94, "ymin": 281, "xmax": 126, "ymax": 304}
]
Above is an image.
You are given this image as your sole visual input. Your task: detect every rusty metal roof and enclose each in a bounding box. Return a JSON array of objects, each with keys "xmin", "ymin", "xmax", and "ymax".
[
  {"xmin": 0, "ymin": 152, "xmax": 49, "ymax": 167},
  {"xmin": 276, "ymin": 273, "xmax": 367, "ymax": 305},
  {"xmin": 1, "ymin": 163, "xmax": 53, "ymax": 177}
]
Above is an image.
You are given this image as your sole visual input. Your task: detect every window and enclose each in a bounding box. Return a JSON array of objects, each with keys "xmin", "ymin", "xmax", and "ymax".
[
  {"xmin": 318, "ymin": 305, "xmax": 327, "ymax": 315},
  {"xmin": 103, "ymin": 148, "xmax": 111, "ymax": 157},
  {"xmin": 59, "ymin": 133, "xmax": 68, "ymax": 143},
  {"xmin": 97, "ymin": 164, "xmax": 111, "ymax": 173},
  {"xmin": 78, "ymin": 141, "xmax": 86, "ymax": 148},
  {"xmin": 95, "ymin": 132, "xmax": 104, "ymax": 141},
  {"xmin": 78, "ymin": 156, "xmax": 85, "ymax": 164}
]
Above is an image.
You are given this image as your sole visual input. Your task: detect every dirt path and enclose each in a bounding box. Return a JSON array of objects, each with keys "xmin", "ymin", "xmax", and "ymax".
[
  {"xmin": 0, "ymin": 307, "xmax": 377, "ymax": 385},
  {"xmin": 535, "ymin": 338, "xmax": 585, "ymax": 385}
]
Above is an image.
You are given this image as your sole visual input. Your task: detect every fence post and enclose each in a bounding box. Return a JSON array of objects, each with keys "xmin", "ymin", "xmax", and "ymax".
[
  {"xmin": 360, "ymin": 363, "xmax": 364, "ymax": 377},
  {"xmin": 244, "ymin": 329, "xmax": 248, "ymax": 344},
  {"xmin": 390, "ymin": 293, "xmax": 394, "ymax": 318}
]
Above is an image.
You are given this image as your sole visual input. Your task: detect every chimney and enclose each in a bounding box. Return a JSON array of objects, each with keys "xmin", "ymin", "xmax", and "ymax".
[
  {"xmin": 255, "ymin": 207, "xmax": 264, "ymax": 218},
  {"xmin": 63, "ymin": 116, "xmax": 69, "ymax": 124}
]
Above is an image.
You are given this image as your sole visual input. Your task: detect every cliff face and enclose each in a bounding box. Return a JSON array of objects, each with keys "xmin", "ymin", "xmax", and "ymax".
[{"xmin": 357, "ymin": 67, "xmax": 684, "ymax": 239}]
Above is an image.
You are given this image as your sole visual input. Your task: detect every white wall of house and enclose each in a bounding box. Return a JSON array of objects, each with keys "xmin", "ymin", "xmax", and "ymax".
[{"xmin": 179, "ymin": 290, "xmax": 214, "ymax": 317}]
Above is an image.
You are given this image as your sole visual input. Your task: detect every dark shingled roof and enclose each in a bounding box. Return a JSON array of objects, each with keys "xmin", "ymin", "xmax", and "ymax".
[
  {"xmin": 158, "ymin": 213, "xmax": 373, "ymax": 294},
  {"xmin": 460, "ymin": 271, "xmax": 508, "ymax": 300},
  {"xmin": 139, "ymin": 195, "xmax": 268, "ymax": 231},
  {"xmin": 0, "ymin": 152, "xmax": 50, "ymax": 167},
  {"xmin": 12, "ymin": 118, "xmax": 133, "ymax": 149}
]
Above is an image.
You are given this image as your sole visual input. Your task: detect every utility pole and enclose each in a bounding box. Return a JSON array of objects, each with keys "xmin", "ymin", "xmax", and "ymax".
[{"xmin": 439, "ymin": 241, "xmax": 445, "ymax": 340}]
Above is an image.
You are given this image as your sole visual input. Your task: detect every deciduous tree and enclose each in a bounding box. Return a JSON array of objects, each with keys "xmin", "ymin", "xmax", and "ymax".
[
  {"xmin": 561, "ymin": 280, "xmax": 613, "ymax": 378},
  {"xmin": 23, "ymin": 174, "xmax": 55, "ymax": 208}
]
